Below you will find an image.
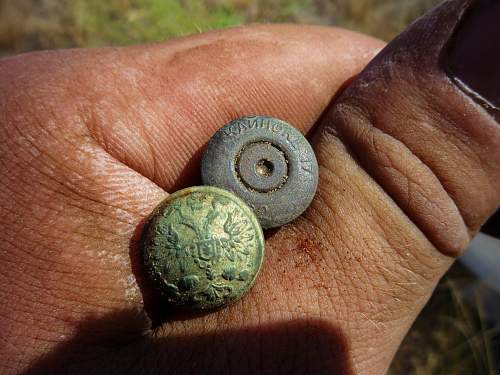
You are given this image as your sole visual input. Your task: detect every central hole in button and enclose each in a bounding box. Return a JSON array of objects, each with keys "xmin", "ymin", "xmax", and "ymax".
[{"xmin": 255, "ymin": 159, "xmax": 274, "ymax": 177}]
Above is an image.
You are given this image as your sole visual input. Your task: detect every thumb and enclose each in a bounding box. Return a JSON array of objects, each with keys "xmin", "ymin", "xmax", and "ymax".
[
  {"xmin": 316, "ymin": 0, "xmax": 499, "ymax": 258},
  {"xmin": 290, "ymin": 0, "xmax": 499, "ymax": 371}
]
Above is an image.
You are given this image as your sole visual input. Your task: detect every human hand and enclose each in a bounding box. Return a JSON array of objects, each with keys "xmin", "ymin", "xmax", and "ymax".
[{"xmin": 1, "ymin": 0, "xmax": 499, "ymax": 373}]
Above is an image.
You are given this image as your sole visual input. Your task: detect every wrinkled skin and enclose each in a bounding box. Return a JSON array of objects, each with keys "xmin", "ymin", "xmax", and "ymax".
[{"xmin": 0, "ymin": 0, "xmax": 499, "ymax": 374}]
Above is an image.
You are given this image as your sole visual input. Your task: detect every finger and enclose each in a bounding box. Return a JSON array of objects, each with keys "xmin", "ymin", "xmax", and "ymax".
[
  {"xmin": 274, "ymin": 0, "xmax": 499, "ymax": 370},
  {"xmin": 318, "ymin": 0, "xmax": 500, "ymax": 257},
  {"xmin": 149, "ymin": 4, "xmax": 498, "ymax": 372},
  {"xmin": 0, "ymin": 26, "xmax": 383, "ymax": 372},
  {"xmin": 1, "ymin": 24, "xmax": 383, "ymax": 192}
]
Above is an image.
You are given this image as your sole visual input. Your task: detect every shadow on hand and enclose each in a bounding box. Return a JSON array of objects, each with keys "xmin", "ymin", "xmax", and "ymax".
[{"xmin": 22, "ymin": 310, "xmax": 352, "ymax": 375}]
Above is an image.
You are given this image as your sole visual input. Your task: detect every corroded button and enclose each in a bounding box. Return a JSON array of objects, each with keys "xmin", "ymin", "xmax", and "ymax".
[
  {"xmin": 142, "ymin": 186, "xmax": 265, "ymax": 310},
  {"xmin": 201, "ymin": 116, "xmax": 318, "ymax": 228}
]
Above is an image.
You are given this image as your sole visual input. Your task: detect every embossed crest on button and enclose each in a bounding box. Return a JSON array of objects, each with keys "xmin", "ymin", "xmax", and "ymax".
[
  {"xmin": 142, "ymin": 186, "xmax": 265, "ymax": 310},
  {"xmin": 201, "ymin": 116, "xmax": 319, "ymax": 228}
]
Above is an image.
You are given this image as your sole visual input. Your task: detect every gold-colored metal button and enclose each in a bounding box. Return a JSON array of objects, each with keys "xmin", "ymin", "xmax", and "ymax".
[{"xmin": 142, "ymin": 186, "xmax": 265, "ymax": 310}]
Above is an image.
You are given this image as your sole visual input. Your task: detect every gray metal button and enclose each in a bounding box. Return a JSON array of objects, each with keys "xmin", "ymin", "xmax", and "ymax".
[{"xmin": 201, "ymin": 116, "xmax": 318, "ymax": 229}]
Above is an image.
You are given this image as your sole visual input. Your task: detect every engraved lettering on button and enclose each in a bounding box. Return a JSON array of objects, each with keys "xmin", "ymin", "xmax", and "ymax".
[
  {"xmin": 223, "ymin": 126, "xmax": 235, "ymax": 136},
  {"xmin": 301, "ymin": 160, "xmax": 313, "ymax": 174},
  {"xmin": 247, "ymin": 118, "xmax": 258, "ymax": 129},
  {"xmin": 266, "ymin": 118, "xmax": 273, "ymax": 130},
  {"xmin": 237, "ymin": 121, "xmax": 249, "ymax": 134},
  {"xmin": 272, "ymin": 123, "xmax": 283, "ymax": 133},
  {"xmin": 258, "ymin": 117, "xmax": 266, "ymax": 130},
  {"xmin": 285, "ymin": 133, "xmax": 298, "ymax": 149},
  {"xmin": 223, "ymin": 117, "xmax": 302, "ymax": 146}
]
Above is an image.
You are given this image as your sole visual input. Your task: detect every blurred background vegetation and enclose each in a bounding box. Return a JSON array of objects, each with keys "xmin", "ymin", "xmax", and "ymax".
[
  {"xmin": 1, "ymin": 0, "xmax": 499, "ymax": 374},
  {"xmin": 0, "ymin": 0, "xmax": 443, "ymax": 55}
]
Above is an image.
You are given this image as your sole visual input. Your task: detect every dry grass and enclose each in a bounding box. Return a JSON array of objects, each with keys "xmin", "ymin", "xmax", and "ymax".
[
  {"xmin": 0, "ymin": 0, "xmax": 243, "ymax": 54},
  {"xmin": 0, "ymin": 0, "xmax": 442, "ymax": 56},
  {"xmin": 390, "ymin": 263, "xmax": 499, "ymax": 374}
]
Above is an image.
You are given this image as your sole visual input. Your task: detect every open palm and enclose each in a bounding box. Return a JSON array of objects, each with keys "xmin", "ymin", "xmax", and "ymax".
[{"xmin": 1, "ymin": 2, "xmax": 499, "ymax": 374}]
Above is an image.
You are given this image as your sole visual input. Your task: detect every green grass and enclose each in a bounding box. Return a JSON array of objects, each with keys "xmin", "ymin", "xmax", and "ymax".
[
  {"xmin": 0, "ymin": 0, "xmax": 246, "ymax": 54},
  {"xmin": 0, "ymin": 0, "xmax": 444, "ymax": 55},
  {"xmin": 72, "ymin": 0, "xmax": 244, "ymax": 47}
]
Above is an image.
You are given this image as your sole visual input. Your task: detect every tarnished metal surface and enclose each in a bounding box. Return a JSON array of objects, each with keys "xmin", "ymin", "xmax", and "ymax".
[
  {"xmin": 201, "ymin": 116, "xmax": 318, "ymax": 228},
  {"xmin": 142, "ymin": 186, "xmax": 265, "ymax": 310}
]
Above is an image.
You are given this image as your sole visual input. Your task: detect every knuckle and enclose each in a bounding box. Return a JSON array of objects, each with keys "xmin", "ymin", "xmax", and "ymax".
[{"xmin": 321, "ymin": 99, "xmax": 470, "ymax": 257}]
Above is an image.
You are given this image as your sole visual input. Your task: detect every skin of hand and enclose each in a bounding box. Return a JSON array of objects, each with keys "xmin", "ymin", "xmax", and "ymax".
[{"xmin": 0, "ymin": 0, "xmax": 499, "ymax": 373}]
